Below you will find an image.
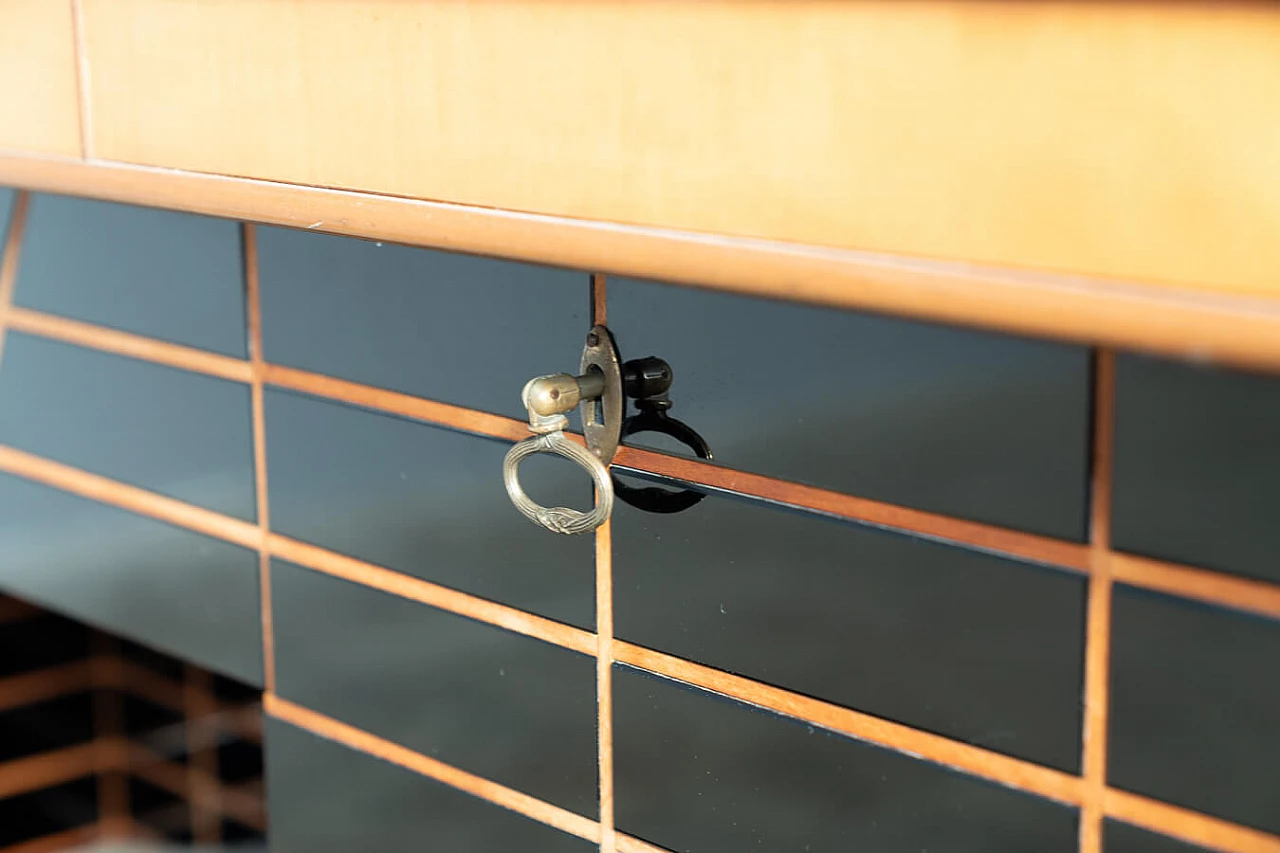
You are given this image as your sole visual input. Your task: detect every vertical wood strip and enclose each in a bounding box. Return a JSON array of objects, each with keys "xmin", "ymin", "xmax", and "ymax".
[
  {"xmin": 1080, "ymin": 349, "xmax": 1117, "ymax": 853},
  {"xmin": 244, "ymin": 223, "xmax": 276, "ymax": 691},
  {"xmin": 69, "ymin": 0, "xmax": 93, "ymax": 159},
  {"xmin": 185, "ymin": 665, "xmax": 221, "ymax": 843},
  {"xmin": 90, "ymin": 633, "xmax": 130, "ymax": 840},
  {"xmin": 592, "ymin": 272, "xmax": 615, "ymax": 853},
  {"xmin": 0, "ymin": 190, "xmax": 30, "ymax": 369}
]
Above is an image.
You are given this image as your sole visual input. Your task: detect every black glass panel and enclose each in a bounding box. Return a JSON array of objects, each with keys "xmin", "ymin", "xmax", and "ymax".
[
  {"xmin": 613, "ymin": 666, "xmax": 1078, "ymax": 853},
  {"xmin": 256, "ymin": 226, "xmax": 588, "ymax": 419},
  {"xmin": 265, "ymin": 388, "xmax": 593, "ymax": 628},
  {"xmin": 14, "ymin": 194, "xmax": 246, "ymax": 357},
  {"xmin": 0, "ymin": 188, "xmax": 14, "ymax": 244},
  {"xmin": 614, "ymin": 493, "xmax": 1086, "ymax": 771},
  {"xmin": 0, "ymin": 473, "xmax": 262, "ymax": 684},
  {"xmin": 608, "ymin": 277, "xmax": 1091, "ymax": 540},
  {"xmin": 270, "ymin": 560, "xmax": 597, "ymax": 818},
  {"xmin": 1109, "ymin": 585, "xmax": 1280, "ymax": 834},
  {"xmin": 1113, "ymin": 354, "xmax": 1280, "ymax": 583},
  {"xmin": 266, "ymin": 717, "xmax": 596, "ymax": 853},
  {"xmin": 0, "ymin": 333, "xmax": 256, "ymax": 520},
  {"xmin": 1104, "ymin": 820, "xmax": 1213, "ymax": 853}
]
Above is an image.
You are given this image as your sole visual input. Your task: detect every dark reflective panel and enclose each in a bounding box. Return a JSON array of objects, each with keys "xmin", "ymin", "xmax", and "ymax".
[
  {"xmin": 614, "ymin": 666, "xmax": 1077, "ymax": 853},
  {"xmin": 0, "ymin": 333, "xmax": 257, "ymax": 521},
  {"xmin": 608, "ymin": 278, "xmax": 1091, "ymax": 540},
  {"xmin": 1113, "ymin": 355, "xmax": 1280, "ymax": 583},
  {"xmin": 271, "ymin": 561, "xmax": 597, "ymax": 817},
  {"xmin": 0, "ymin": 473, "xmax": 262, "ymax": 684},
  {"xmin": 14, "ymin": 194, "xmax": 246, "ymax": 357},
  {"xmin": 1104, "ymin": 820, "xmax": 1213, "ymax": 853},
  {"xmin": 265, "ymin": 388, "xmax": 593, "ymax": 628},
  {"xmin": 266, "ymin": 718, "xmax": 595, "ymax": 853},
  {"xmin": 257, "ymin": 226, "xmax": 588, "ymax": 419},
  {"xmin": 614, "ymin": 494, "xmax": 1086, "ymax": 771},
  {"xmin": 0, "ymin": 188, "xmax": 14, "ymax": 242},
  {"xmin": 1109, "ymin": 585, "xmax": 1280, "ymax": 834}
]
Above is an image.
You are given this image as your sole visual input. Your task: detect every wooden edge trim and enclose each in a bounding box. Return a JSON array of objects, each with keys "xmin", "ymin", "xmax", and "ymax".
[
  {"xmin": 0, "ymin": 742, "xmax": 103, "ymax": 799},
  {"xmin": 1080, "ymin": 349, "xmax": 1118, "ymax": 853},
  {"xmin": 0, "ymin": 661, "xmax": 92, "ymax": 713},
  {"xmin": 615, "ymin": 835, "xmax": 679, "ymax": 853},
  {"xmin": 1103, "ymin": 789, "xmax": 1280, "ymax": 853},
  {"xmin": 129, "ymin": 743, "xmax": 266, "ymax": 832},
  {"xmin": 264, "ymin": 362, "xmax": 528, "ymax": 442},
  {"xmin": 0, "ymin": 444, "xmax": 260, "ymax": 549},
  {"xmin": 245, "ymin": 222, "xmax": 277, "ymax": 693},
  {"xmin": 596, "ymin": 517, "xmax": 616, "ymax": 853},
  {"xmin": 612, "ymin": 641, "xmax": 1085, "ymax": 807},
  {"xmin": 265, "ymin": 694, "xmax": 600, "ymax": 845},
  {"xmin": 0, "ymin": 824, "xmax": 100, "ymax": 853},
  {"xmin": 6, "ymin": 306, "xmax": 252, "ymax": 383},
  {"xmin": 0, "ymin": 190, "xmax": 30, "ymax": 368},
  {"xmin": 1111, "ymin": 553, "xmax": 1280, "ymax": 620},
  {"xmin": 269, "ymin": 533, "xmax": 597, "ymax": 657},
  {"xmin": 4, "ymin": 152, "xmax": 1280, "ymax": 373},
  {"xmin": 612, "ymin": 446, "xmax": 1093, "ymax": 572}
]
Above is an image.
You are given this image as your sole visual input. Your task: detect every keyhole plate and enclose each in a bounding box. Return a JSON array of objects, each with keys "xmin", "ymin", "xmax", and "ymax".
[{"xmin": 580, "ymin": 325, "xmax": 623, "ymax": 465}]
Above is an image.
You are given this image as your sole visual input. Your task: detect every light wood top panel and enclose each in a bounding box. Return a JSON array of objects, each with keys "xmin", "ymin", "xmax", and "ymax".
[
  {"xmin": 78, "ymin": 1, "xmax": 1280, "ymax": 297},
  {"xmin": 0, "ymin": 0, "xmax": 81, "ymax": 157}
]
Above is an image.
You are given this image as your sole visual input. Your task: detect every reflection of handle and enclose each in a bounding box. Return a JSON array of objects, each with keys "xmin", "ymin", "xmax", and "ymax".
[
  {"xmin": 613, "ymin": 407, "xmax": 712, "ymax": 514},
  {"xmin": 503, "ymin": 431, "xmax": 614, "ymax": 535}
]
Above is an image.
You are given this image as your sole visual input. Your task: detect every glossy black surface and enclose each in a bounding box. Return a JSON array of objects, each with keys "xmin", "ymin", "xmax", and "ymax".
[
  {"xmin": 0, "ymin": 779, "xmax": 96, "ymax": 847},
  {"xmin": 270, "ymin": 560, "xmax": 597, "ymax": 817},
  {"xmin": 613, "ymin": 666, "xmax": 1078, "ymax": 853},
  {"xmin": 1108, "ymin": 585, "xmax": 1280, "ymax": 834},
  {"xmin": 265, "ymin": 388, "xmax": 593, "ymax": 628},
  {"xmin": 614, "ymin": 493, "xmax": 1087, "ymax": 771},
  {"xmin": 0, "ymin": 333, "xmax": 257, "ymax": 520},
  {"xmin": 1104, "ymin": 821, "xmax": 1213, "ymax": 853},
  {"xmin": 0, "ymin": 612, "xmax": 88, "ymax": 677},
  {"xmin": 256, "ymin": 226, "xmax": 588, "ymax": 418},
  {"xmin": 266, "ymin": 718, "xmax": 595, "ymax": 853},
  {"xmin": 608, "ymin": 277, "xmax": 1092, "ymax": 540},
  {"xmin": 14, "ymin": 194, "xmax": 247, "ymax": 357},
  {"xmin": 0, "ymin": 473, "xmax": 262, "ymax": 684},
  {"xmin": 1113, "ymin": 355, "xmax": 1280, "ymax": 583},
  {"xmin": 0, "ymin": 693, "xmax": 92, "ymax": 762},
  {"xmin": 0, "ymin": 187, "xmax": 13, "ymax": 243}
]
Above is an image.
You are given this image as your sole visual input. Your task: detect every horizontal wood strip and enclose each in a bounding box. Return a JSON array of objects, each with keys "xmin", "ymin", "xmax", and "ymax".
[
  {"xmin": 0, "ymin": 661, "xmax": 91, "ymax": 713},
  {"xmin": 0, "ymin": 742, "xmax": 104, "ymax": 799},
  {"xmin": 0, "ymin": 444, "xmax": 261, "ymax": 549},
  {"xmin": 615, "ymin": 835, "xmax": 679, "ymax": 853},
  {"xmin": 269, "ymin": 533, "xmax": 597, "ymax": 657},
  {"xmin": 264, "ymin": 363, "xmax": 527, "ymax": 443},
  {"xmin": 4, "ymin": 152, "xmax": 1280, "ymax": 374},
  {"xmin": 613, "ymin": 641, "xmax": 1085, "ymax": 807},
  {"xmin": 1111, "ymin": 553, "xmax": 1280, "ymax": 620},
  {"xmin": 265, "ymin": 693, "xmax": 600, "ymax": 845},
  {"xmin": 0, "ymin": 824, "xmax": 100, "ymax": 853},
  {"xmin": 612, "ymin": 447, "xmax": 1093, "ymax": 572},
  {"xmin": 7, "ymin": 306, "xmax": 252, "ymax": 382},
  {"xmin": 1103, "ymin": 789, "xmax": 1280, "ymax": 853}
]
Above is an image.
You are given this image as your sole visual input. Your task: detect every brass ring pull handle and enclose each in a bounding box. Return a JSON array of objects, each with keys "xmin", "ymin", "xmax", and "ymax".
[
  {"xmin": 503, "ymin": 431, "xmax": 614, "ymax": 534},
  {"xmin": 502, "ymin": 327, "xmax": 623, "ymax": 535}
]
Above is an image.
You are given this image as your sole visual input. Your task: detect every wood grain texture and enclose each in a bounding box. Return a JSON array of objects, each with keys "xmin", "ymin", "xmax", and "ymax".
[
  {"xmin": 76, "ymin": 1, "xmax": 1280, "ymax": 298},
  {"xmin": 0, "ymin": 661, "xmax": 91, "ymax": 714},
  {"xmin": 244, "ymin": 223, "xmax": 276, "ymax": 693},
  {"xmin": 1104, "ymin": 789, "xmax": 1280, "ymax": 853},
  {"xmin": 5, "ymin": 155, "xmax": 1280, "ymax": 373},
  {"xmin": 0, "ymin": 1, "xmax": 80, "ymax": 156}
]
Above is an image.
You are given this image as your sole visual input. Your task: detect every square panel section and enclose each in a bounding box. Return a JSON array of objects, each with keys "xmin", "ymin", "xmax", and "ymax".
[
  {"xmin": 1113, "ymin": 354, "xmax": 1280, "ymax": 583},
  {"xmin": 1109, "ymin": 585, "xmax": 1280, "ymax": 834},
  {"xmin": 614, "ymin": 666, "xmax": 1078, "ymax": 853},
  {"xmin": 256, "ymin": 226, "xmax": 589, "ymax": 419},
  {"xmin": 0, "ymin": 333, "xmax": 256, "ymax": 520},
  {"xmin": 607, "ymin": 277, "xmax": 1092, "ymax": 540},
  {"xmin": 270, "ymin": 561, "xmax": 598, "ymax": 818},
  {"xmin": 613, "ymin": 492, "xmax": 1087, "ymax": 771},
  {"xmin": 14, "ymin": 193, "xmax": 246, "ymax": 356},
  {"xmin": 264, "ymin": 388, "xmax": 593, "ymax": 628}
]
